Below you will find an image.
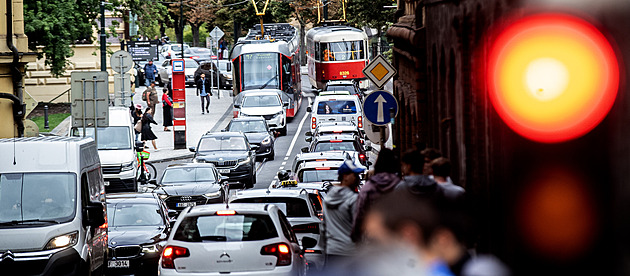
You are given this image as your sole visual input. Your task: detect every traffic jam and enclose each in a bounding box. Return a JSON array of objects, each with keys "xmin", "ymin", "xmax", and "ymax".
[{"xmin": 0, "ymin": 23, "xmax": 377, "ymax": 276}]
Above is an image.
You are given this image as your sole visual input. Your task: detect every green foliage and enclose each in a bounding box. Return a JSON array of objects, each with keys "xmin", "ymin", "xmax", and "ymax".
[
  {"xmin": 183, "ymin": 25, "xmax": 209, "ymax": 44},
  {"xmin": 31, "ymin": 113, "xmax": 71, "ymax": 132},
  {"xmin": 347, "ymin": 0, "xmax": 394, "ymax": 32},
  {"xmin": 109, "ymin": 0, "xmax": 170, "ymax": 39},
  {"xmin": 24, "ymin": 0, "xmax": 100, "ymax": 77}
]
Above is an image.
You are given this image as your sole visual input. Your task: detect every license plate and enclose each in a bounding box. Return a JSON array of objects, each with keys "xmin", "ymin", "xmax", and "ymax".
[
  {"xmin": 177, "ymin": 202, "xmax": 196, "ymax": 208},
  {"xmin": 219, "ymin": 169, "xmax": 230, "ymax": 174},
  {"xmin": 108, "ymin": 260, "xmax": 129, "ymax": 268}
]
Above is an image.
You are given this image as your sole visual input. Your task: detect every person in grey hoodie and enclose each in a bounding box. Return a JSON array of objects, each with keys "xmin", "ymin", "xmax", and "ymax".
[
  {"xmin": 352, "ymin": 148, "xmax": 401, "ymax": 242},
  {"xmin": 324, "ymin": 160, "xmax": 365, "ymax": 267}
]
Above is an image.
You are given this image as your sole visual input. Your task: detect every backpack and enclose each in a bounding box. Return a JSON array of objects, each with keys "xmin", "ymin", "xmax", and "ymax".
[{"xmin": 142, "ymin": 90, "xmax": 148, "ymax": 101}]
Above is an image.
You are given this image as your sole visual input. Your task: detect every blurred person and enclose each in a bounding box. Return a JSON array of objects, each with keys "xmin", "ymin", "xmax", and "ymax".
[
  {"xmin": 143, "ymin": 60, "xmax": 158, "ymax": 87},
  {"xmin": 196, "ymin": 73, "xmax": 212, "ymax": 114},
  {"xmin": 323, "ymin": 160, "xmax": 365, "ymax": 266},
  {"xmin": 141, "ymin": 107, "xmax": 158, "ymax": 151},
  {"xmin": 143, "ymin": 82, "xmax": 158, "ymax": 116},
  {"xmin": 162, "ymin": 88, "xmax": 173, "ymax": 131},
  {"xmin": 421, "ymin": 148, "xmax": 442, "ymax": 175},
  {"xmin": 352, "ymin": 148, "xmax": 401, "ymax": 242},
  {"xmin": 431, "ymin": 157, "xmax": 465, "ymax": 196}
]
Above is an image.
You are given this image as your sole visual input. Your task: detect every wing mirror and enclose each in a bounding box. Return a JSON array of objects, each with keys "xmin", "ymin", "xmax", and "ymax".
[
  {"xmin": 305, "ymin": 137, "xmax": 312, "ymax": 142},
  {"xmin": 135, "ymin": 141, "xmax": 145, "ymax": 152},
  {"xmin": 283, "ymin": 102, "xmax": 289, "ymax": 107},
  {"xmin": 300, "ymin": 147, "xmax": 309, "ymax": 153},
  {"xmin": 83, "ymin": 203, "xmax": 106, "ymax": 228},
  {"xmin": 149, "ymin": 179, "xmax": 158, "ymax": 185},
  {"xmin": 220, "ymin": 175, "xmax": 229, "ymax": 182},
  {"xmin": 227, "ymin": 63, "xmax": 232, "ymax": 71},
  {"xmin": 167, "ymin": 209, "xmax": 178, "ymax": 219},
  {"xmin": 300, "ymin": 236, "xmax": 318, "ymax": 250},
  {"xmin": 189, "ymin": 146, "xmax": 196, "ymax": 152},
  {"xmin": 304, "ymin": 131, "xmax": 313, "ymax": 137},
  {"xmin": 364, "ymin": 145, "xmax": 372, "ymax": 151},
  {"xmin": 233, "ymin": 104, "xmax": 240, "ymax": 108},
  {"xmin": 306, "ymin": 106, "xmax": 312, "ymax": 112}
]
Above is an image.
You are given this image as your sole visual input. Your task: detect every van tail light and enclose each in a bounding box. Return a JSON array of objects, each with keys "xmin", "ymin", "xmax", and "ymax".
[
  {"xmin": 233, "ymin": 110, "xmax": 239, "ymax": 118},
  {"xmin": 216, "ymin": 210, "xmax": 236, "ymax": 216},
  {"xmin": 358, "ymin": 116, "xmax": 363, "ymax": 128},
  {"xmin": 312, "ymin": 117, "xmax": 317, "ymax": 129},
  {"xmin": 333, "ymin": 130, "xmax": 343, "ymax": 133},
  {"xmin": 162, "ymin": 246, "xmax": 190, "ymax": 269},
  {"xmin": 359, "ymin": 154, "xmax": 366, "ymax": 162},
  {"xmin": 261, "ymin": 243, "xmax": 292, "ymax": 266},
  {"xmin": 315, "ymin": 167, "xmax": 331, "ymax": 170},
  {"xmin": 292, "ymin": 223, "xmax": 320, "ymax": 234}
]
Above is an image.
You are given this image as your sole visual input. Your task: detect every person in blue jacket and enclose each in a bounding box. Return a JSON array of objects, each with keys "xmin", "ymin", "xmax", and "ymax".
[{"xmin": 143, "ymin": 60, "xmax": 158, "ymax": 87}]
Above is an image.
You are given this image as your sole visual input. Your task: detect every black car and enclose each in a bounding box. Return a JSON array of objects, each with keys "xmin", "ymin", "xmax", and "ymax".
[
  {"xmin": 152, "ymin": 163, "xmax": 227, "ymax": 212},
  {"xmin": 301, "ymin": 134, "xmax": 372, "ymax": 166},
  {"xmin": 189, "ymin": 132, "xmax": 257, "ymax": 188},
  {"xmin": 106, "ymin": 193, "xmax": 172, "ymax": 276},
  {"xmin": 194, "ymin": 60, "xmax": 232, "ymax": 89},
  {"xmin": 225, "ymin": 117, "xmax": 275, "ymax": 160}
]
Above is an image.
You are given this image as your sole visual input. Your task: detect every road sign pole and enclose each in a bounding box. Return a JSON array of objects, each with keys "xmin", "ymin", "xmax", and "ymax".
[{"xmin": 380, "ymin": 125, "xmax": 386, "ymax": 148}]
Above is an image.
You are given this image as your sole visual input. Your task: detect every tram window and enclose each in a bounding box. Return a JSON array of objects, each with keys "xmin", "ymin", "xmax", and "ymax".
[
  {"xmin": 317, "ymin": 101, "xmax": 357, "ymax": 114},
  {"xmin": 321, "ymin": 41, "xmax": 364, "ymax": 61},
  {"xmin": 282, "ymin": 56, "xmax": 292, "ymax": 92}
]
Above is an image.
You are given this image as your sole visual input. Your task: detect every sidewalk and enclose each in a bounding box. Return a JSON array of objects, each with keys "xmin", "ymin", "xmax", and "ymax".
[{"xmin": 134, "ymin": 85, "xmax": 234, "ymax": 163}]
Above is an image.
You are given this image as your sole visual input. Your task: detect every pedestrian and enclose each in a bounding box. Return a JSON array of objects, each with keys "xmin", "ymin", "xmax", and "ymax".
[
  {"xmin": 431, "ymin": 157, "xmax": 465, "ymax": 194},
  {"xmin": 218, "ymin": 38, "xmax": 226, "ymax": 59},
  {"xmin": 141, "ymin": 107, "xmax": 158, "ymax": 151},
  {"xmin": 132, "ymin": 104, "xmax": 143, "ymax": 141},
  {"xmin": 351, "ymin": 148, "xmax": 401, "ymax": 243},
  {"xmin": 162, "ymin": 88, "xmax": 173, "ymax": 131},
  {"xmin": 323, "ymin": 160, "xmax": 365, "ymax": 267},
  {"xmin": 143, "ymin": 60, "xmax": 158, "ymax": 87},
  {"xmin": 196, "ymin": 73, "xmax": 212, "ymax": 114},
  {"xmin": 396, "ymin": 149, "xmax": 465, "ymax": 204},
  {"xmin": 143, "ymin": 82, "xmax": 158, "ymax": 116},
  {"xmin": 421, "ymin": 148, "xmax": 442, "ymax": 175}
]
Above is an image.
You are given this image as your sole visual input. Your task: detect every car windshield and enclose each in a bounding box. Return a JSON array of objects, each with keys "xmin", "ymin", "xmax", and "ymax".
[
  {"xmin": 242, "ymin": 95, "xmax": 281, "ymax": 108},
  {"xmin": 300, "ymin": 169, "xmax": 338, "ymax": 183},
  {"xmin": 0, "ymin": 173, "xmax": 76, "ymax": 226},
  {"xmin": 198, "ymin": 136, "xmax": 248, "ymax": 151},
  {"xmin": 174, "ymin": 214, "xmax": 278, "ymax": 242},
  {"xmin": 161, "ymin": 167, "xmax": 217, "ymax": 184},
  {"xmin": 107, "ymin": 203, "xmax": 163, "ymax": 227},
  {"xmin": 229, "ymin": 121, "xmax": 267, "ymax": 133},
  {"xmin": 217, "ymin": 61, "xmax": 229, "ymax": 72},
  {"xmin": 314, "ymin": 141, "xmax": 356, "ymax": 152},
  {"xmin": 232, "ymin": 197, "xmax": 310, "ymax": 217},
  {"xmin": 171, "ymin": 45, "xmax": 190, "ymax": 52},
  {"xmin": 317, "ymin": 100, "xmax": 357, "ymax": 114},
  {"xmin": 326, "ymin": 85, "xmax": 356, "ymax": 94},
  {"xmin": 72, "ymin": 126, "xmax": 131, "ymax": 150},
  {"xmin": 241, "ymin": 52, "xmax": 279, "ymax": 90}
]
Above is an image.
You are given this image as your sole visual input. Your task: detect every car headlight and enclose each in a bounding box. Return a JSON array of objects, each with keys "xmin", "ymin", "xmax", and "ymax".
[
  {"xmin": 158, "ymin": 194, "xmax": 168, "ymax": 200},
  {"xmin": 261, "ymin": 137, "xmax": 272, "ymax": 145},
  {"xmin": 273, "ymin": 111, "xmax": 283, "ymax": 118},
  {"xmin": 204, "ymin": 191, "xmax": 222, "ymax": 198},
  {"xmin": 121, "ymin": 161, "xmax": 135, "ymax": 172},
  {"xmin": 45, "ymin": 231, "xmax": 78, "ymax": 250},
  {"xmin": 238, "ymin": 157, "xmax": 251, "ymax": 166},
  {"xmin": 142, "ymin": 244, "xmax": 160, "ymax": 254}
]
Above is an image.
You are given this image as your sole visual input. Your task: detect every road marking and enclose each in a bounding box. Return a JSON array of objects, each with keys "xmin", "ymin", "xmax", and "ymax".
[
  {"xmin": 279, "ymin": 166, "xmax": 284, "ymax": 170},
  {"xmin": 285, "ymin": 103, "xmax": 309, "ymax": 157},
  {"xmin": 281, "ymin": 161, "xmax": 286, "ymax": 165},
  {"xmin": 284, "ymin": 157, "xmax": 289, "ymax": 161}
]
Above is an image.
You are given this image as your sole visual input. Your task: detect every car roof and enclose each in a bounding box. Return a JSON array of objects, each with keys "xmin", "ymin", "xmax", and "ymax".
[
  {"xmin": 315, "ymin": 134, "xmax": 357, "ymax": 141},
  {"xmin": 231, "ymin": 116, "xmax": 266, "ymax": 122},
  {"xmin": 316, "ymin": 124, "xmax": 359, "ymax": 132},
  {"xmin": 203, "ymin": 131, "xmax": 246, "ymax": 138},
  {"xmin": 319, "ymin": 91, "xmax": 351, "ymax": 96},
  {"xmin": 326, "ymin": 80, "xmax": 355, "ymax": 85},
  {"xmin": 295, "ymin": 151, "xmax": 350, "ymax": 160},
  {"xmin": 298, "ymin": 160, "xmax": 343, "ymax": 170},
  {"xmin": 106, "ymin": 193, "xmax": 161, "ymax": 204},
  {"xmin": 166, "ymin": 163, "xmax": 216, "ymax": 169},
  {"xmin": 314, "ymin": 95, "xmax": 358, "ymax": 101},
  {"xmin": 232, "ymin": 188, "xmax": 309, "ymax": 199},
  {"xmin": 242, "ymin": 90, "xmax": 281, "ymax": 97},
  {"xmin": 185, "ymin": 203, "xmax": 277, "ymax": 216}
]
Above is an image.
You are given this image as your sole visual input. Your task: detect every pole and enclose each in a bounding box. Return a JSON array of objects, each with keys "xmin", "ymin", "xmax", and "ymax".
[
  {"xmin": 180, "ymin": 0, "xmax": 184, "ymax": 58},
  {"xmin": 217, "ymin": 39, "xmax": 221, "ymax": 100},
  {"xmin": 100, "ymin": 1, "xmax": 106, "ymax": 72},
  {"xmin": 93, "ymin": 76, "xmax": 99, "ymax": 146},
  {"xmin": 379, "ymin": 125, "xmax": 386, "ymax": 149},
  {"xmin": 44, "ymin": 105, "xmax": 49, "ymax": 129},
  {"xmin": 82, "ymin": 79, "xmax": 87, "ymax": 137}
]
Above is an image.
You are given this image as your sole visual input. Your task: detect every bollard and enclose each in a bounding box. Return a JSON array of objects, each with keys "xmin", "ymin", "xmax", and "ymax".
[{"xmin": 44, "ymin": 105, "xmax": 49, "ymax": 129}]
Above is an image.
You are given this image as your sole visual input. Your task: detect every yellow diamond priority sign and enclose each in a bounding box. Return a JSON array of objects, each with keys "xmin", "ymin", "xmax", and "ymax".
[{"xmin": 363, "ymin": 54, "xmax": 397, "ymax": 88}]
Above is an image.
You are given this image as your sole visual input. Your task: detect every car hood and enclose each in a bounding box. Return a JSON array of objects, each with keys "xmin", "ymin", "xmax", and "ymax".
[
  {"xmin": 240, "ymin": 106, "xmax": 283, "ymax": 116},
  {"xmin": 243, "ymin": 132, "xmax": 270, "ymax": 144},
  {"xmin": 108, "ymin": 226, "xmax": 167, "ymax": 247},
  {"xmin": 155, "ymin": 182, "xmax": 221, "ymax": 196},
  {"xmin": 98, "ymin": 149, "xmax": 134, "ymax": 166},
  {"xmin": 196, "ymin": 151, "xmax": 249, "ymax": 161}
]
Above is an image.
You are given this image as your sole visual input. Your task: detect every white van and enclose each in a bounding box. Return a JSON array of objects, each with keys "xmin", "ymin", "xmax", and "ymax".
[
  {"xmin": 71, "ymin": 107, "xmax": 138, "ymax": 193},
  {"xmin": 0, "ymin": 136, "xmax": 107, "ymax": 275},
  {"xmin": 307, "ymin": 94, "xmax": 364, "ymax": 134}
]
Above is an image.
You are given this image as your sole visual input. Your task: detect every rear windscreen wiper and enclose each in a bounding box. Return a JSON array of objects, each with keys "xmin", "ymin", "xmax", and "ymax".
[{"xmin": 0, "ymin": 219, "xmax": 61, "ymax": 225}]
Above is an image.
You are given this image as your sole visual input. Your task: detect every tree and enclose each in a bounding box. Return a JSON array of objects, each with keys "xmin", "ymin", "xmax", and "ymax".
[
  {"xmin": 185, "ymin": 0, "xmax": 218, "ymax": 47},
  {"xmin": 24, "ymin": 0, "xmax": 100, "ymax": 77},
  {"xmin": 347, "ymin": 0, "xmax": 394, "ymax": 53},
  {"xmin": 290, "ymin": 0, "xmax": 318, "ymax": 64}
]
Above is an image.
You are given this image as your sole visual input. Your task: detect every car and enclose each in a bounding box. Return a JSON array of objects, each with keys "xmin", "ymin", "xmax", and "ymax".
[
  {"xmin": 189, "ymin": 132, "xmax": 257, "ymax": 188},
  {"xmin": 306, "ymin": 121, "xmax": 367, "ymax": 144},
  {"xmin": 231, "ymin": 189, "xmax": 326, "ymax": 271},
  {"xmin": 318, "ymin": 90, "xmax": 351, "ymax": 96},
  {"xmin": 151, "ymin": 163, "xmax": 228, "ymax": 213},
  {"xmin": 158, "ymin": 203, "xmax": 315, "ymax": 276},
  {"xmin": 274, "ymin": 180, "xmax": 327, "ymax": 220},
  {"xmin": 234, "ymin": 90, "xmax": 289, "ymax": 135},
  {"xmin": 184, "ymin": 47, "xmax": 215, "ymax": 63},
  {"xmin": 295, "ymin": 160, "xmax": 344, "ymax": 184},
  {"xmin": 106, "ymin": 193, "xmax": 172, "ymax": 275},
  {"xmin": 307, "ymin": 94, "xmax": 363, "ymax": 134},
  {"xmin": 225, "ymin": 117, "xmax": 276, "ymax": 160},
  {"xmin": 301, "ymin": 134, "xmax": 371, "ymax": 166},
  {"xmin": 290, "ymin": 151, "xmax": 353, "ymax": 173},
  {"xmin": 160, "ymin": 43, "xmax": 190, "ymax": 59},
  {"xmin": 193, "ymin": 60, "xmax": 233, "ymax": 89},
  {"xmin": 158, "ymin": 58, "xmax": 199, "ymax": 87},
  {"xmin": 323, "ymin": 80, "xmax": 363, "ymax": 99}
]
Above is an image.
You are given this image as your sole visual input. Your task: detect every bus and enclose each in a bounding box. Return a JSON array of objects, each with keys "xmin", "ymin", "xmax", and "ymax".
[
  {"xmin": 230, "ymin": 23, "xmax": 303, "ymax": 118},
  {"xmin": 306, "ymin": 25, "xmax": 369, "ymax": 90}
]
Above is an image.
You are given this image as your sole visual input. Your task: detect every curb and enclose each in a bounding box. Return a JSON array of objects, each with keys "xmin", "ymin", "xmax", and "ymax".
[{"xmin": 150, "ymin": 153, "xmax": 194, "ymax": 164}]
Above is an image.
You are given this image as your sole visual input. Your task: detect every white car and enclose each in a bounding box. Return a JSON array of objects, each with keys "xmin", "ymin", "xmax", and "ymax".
[
  {"xmin": 231, "ymin": 189, "xmax": 326, "ymax": 271},
  {"xmin": 307, "ymin": 94, "xmax": 363, "ymax": 134},
  {"xmin": 160, "ymin": 43, "xmax": 190, "ymax": 59},
  {"xmin": 158, "ymin": 58, "xmax": 199, "ymax": 87},
  {"xmin": 159, "ymin": 203, "xmax": 314, "ymax": 276},
  {"xmin": 234, "ymin": 90, "xmax": 288, "ymax": 135}
]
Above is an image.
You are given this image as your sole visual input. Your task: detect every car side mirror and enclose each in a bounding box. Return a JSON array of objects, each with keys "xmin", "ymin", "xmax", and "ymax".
[
  {"xmin": 166, "ymin": 55, "xmax": 171, "ymax": 59},
  {"xmin": 189, "ymin": 146, "xmax": 196, "ymax": 152},
  {"xmin": 167, "ymin": 209, "xmax": 178, "ymax": 219},
  {"xmin": 283, "ymin": 102, "xmax": 289, "ymax": 107},
  {"xmin": 84, "ymin": 203, "xmax": 106, "ymax": 228},
  {"xmin": 233, "ymin": 104, "xmax": 240, "ymax": 108},
  {"xmin": 300, "ymin": 147, "xmax": 309, "ymax": 153},
  {"xmin": 135, "ymin": 141, "xmax": 145, "ymax": 152},
  {"xmin": 251, "ymin": 144, "xmax": 260, "ymax": 150},
  {"xmin": 300, "ymin": 236, "xmax": 318, "ymax": 249},
  {"xmin": 304, "ymin": 131, "xmax": 313, "ymax": 137},
  {"xmin": 149, "ymin": 179, "xmax": 158, "ymax": 185},
  {"xmin": 227, "ymin": 63, "xmax": 232, "ymax": 71},
  {"xmin": 220, "ymin": 175, "xmax": 229, "ymax": 182},
  {"xmin": 306, "ymin": 106, "xmax": 312, "ymax": 112},
  {"xmin": 305, "ymin": 137, "xmax": 312, "ymax": 142},
  {"xmin": 364, "ymin": 145, "xmax": 372, "ymax": 151}
]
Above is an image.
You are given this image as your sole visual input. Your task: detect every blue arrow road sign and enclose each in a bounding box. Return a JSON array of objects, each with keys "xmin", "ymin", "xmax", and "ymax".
[{"xmin": 363, "ymin": 90, "xmax": 398, "ymax": 126}]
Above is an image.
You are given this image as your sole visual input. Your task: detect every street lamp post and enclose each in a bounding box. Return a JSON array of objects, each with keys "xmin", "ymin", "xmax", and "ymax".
[
  {"xmin": 180, "ymin": 0, "xmax": 184, "ymax": 58},
  {"xmin": 100, "ymin": 1, "xmax": 106, "ymax": 71}
]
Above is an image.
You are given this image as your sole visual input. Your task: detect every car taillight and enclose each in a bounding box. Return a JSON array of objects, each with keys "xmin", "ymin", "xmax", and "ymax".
[
  {"xmin": 216, "ymin": 210, "xmax": 236, "ymax": 216},
  {"xmin": 261, "ymin": 243, "xmax": 292, "ymax": 266},
  {"xmin": 359, "ymin": 154, "xmax": 366, "ymax": 161},
  {"xmin": 292, "ymin": 223, "xmax": 320, "ymax": 234},
  {"xmin": 315, "ymin": 167, "xmax": 331, "ymax": 170},
  {"xmin": 234, "ymin": 110, "xmax": 239, "ymax": 118},
  {"xmin": 312, "ymin": 117, "xmax": 316, "ymax": 129},
  {"xmin": 358, "ymin": 116, "xmax": 363, "ymax": 128},
  {"xmin": 161, "ymin": 246, "xmax": 189, "ymax": 269},
  {"xmin": 191, "ymin": 56, "xmax": 200, "ymax": 59},
  {"xmin": 330, "ymin": 140, "xmax": 343, "ymax": 142}
]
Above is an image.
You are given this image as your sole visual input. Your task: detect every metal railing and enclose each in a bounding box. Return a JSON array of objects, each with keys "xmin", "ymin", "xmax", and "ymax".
[{"xmin": 43, "ymin": 88, "xmax": 71, "ymax": 130}]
